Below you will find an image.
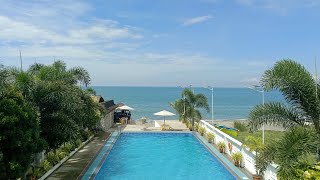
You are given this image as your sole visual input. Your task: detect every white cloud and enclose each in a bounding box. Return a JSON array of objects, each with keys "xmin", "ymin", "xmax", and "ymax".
[
  {"xmin": 183, "ymin": 15, "xmax": 213, "ymax": 26},
  {"xmin": 0, "ymin": 16, "xmax": 142, "ymax": 46},
  {"xmin": 241, "ymin": 77, "xmax": 261, "ymax": 85}
]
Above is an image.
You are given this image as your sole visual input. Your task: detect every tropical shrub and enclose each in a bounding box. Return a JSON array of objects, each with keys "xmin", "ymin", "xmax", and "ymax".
[
  {"xmin": 243, "ymin": 136, "xmax": 264, "ymax": 177},
  {"xmin": 188, "ymin": 124, "xmax": 193, "ymax": 131},
  {"xmin": 34, "ymin": 160, "xmax": 52, "ymax": 178},
  {"xmin": 198, "ymin": 127, "xmax": 206, "ymax": 136},
  {"xmin": 206, "ymin": 132, "xmax": 215, "ymax": 143},
  {"xmin": 194, "ymin": 123, "xmax": 200, "ymax": 132},
  {"xmin": 234, "ymin": 121, "xmax": 248, "ymax": 132},
  {"xmin": 0, "ymin": 89, "xmax": 45, "ymax": 179},
  {"xmin": 56, "ymin": 149, "xmax": 68, "ymax": 160},
  {"xmin": 75, "ymin": 139, "xmax": 83, "ymax": 148},
  {"xmin": 248, "ymin": 60, "xmax": 320, "ymax": 178},
  {"xmin": 46, "ymin": 151, "xmax": 60, "ymax": 166},
  {"xmin": 217, "ymin": 141, "xmax": 226, "ymax": 153},
  {"xmin": 231, "ymin": 152, "xmax": 243, "ymax": 167},
  {"xmin": 61, "ymin": 143, "xmax": 73, "ymax": 154}
]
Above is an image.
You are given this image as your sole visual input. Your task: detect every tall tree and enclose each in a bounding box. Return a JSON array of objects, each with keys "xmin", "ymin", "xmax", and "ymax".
[
  {"xmin": 0, "ymin": 88, "xmax": 45, "ymax": 179},
  {"xmin": 248, "ymin": 59, "xmax": 320, "ymax": 178},
  {"xmin": 172, "ymin": 89, "xmax": 209, "ymax": 130}
]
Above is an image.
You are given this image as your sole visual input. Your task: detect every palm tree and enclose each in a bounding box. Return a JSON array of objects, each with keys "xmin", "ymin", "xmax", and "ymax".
[
  {"xmin": 257, "ymin": 127, "xmax": 319, "ymax": 179},
  {"xmin": 181, "ymin": 89, "xmax": 209, "ymax": 131},
  {"xmin": 249, "ymin": 59, "xmax": 320, "ymax": 135},
  {"xmin": 248, "ymin": 59, "xmax": 320, "ymax": 178}
]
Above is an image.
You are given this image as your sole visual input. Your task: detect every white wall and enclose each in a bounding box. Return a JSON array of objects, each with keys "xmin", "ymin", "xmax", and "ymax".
[{"xmin": 199, "ymin": 120, "xmax": 278, "ymax": 179}]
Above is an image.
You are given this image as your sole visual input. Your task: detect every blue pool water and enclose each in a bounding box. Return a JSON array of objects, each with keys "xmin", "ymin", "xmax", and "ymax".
[{"xmin": 94, "ymin": 133, "xmax": 236, "ymax": 180}]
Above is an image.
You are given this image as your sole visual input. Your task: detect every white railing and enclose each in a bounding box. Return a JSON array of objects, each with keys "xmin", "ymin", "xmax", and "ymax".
[{"xmin": 199, "ymin": 120, "xmax": 278, "ymax": 180}]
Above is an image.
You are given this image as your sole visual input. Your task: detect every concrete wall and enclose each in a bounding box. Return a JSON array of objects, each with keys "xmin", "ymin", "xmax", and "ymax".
[
  {"xmin": 199, "ymin": 120, "xmax": 278, "ymax": 180},
  {"xmin": 99, "ymin": 110, "xmax": 115, "ymax": 131}
]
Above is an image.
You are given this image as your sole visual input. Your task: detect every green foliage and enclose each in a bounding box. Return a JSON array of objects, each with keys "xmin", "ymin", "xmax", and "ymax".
[
  {"xmin": 221, "ymin": 128, "xmax": 238, "ymax": 137},
  {"xmin": 46, "ymin": 151, "xmax": 60, "ymax": 166},
  {"xmin": 0, "ymin": 60, "xmax": 102, "ymax": 178},
  {"xmin": 61, "ymin": 143, "xmax": 73, "ymax": 154},
  {"xmin": 257, "ymin": 127, "xmax": 319, "ymax": 178},
  {"xmin": 249, "ymin": 59, "xmax": 320, "ymax": 133},
  {"xmin": 194, "ymin": 123, "xmax": 200, "ymax": 132},
  {"xmin": 171, "ymin": 89, "xmax": 209, "ymax": 131},
  {"xmin": 243, "ymin": 136, "xmax": 264, "ymax": 153},
  {"xmin": 56, "ymin": 149, "xmax": 68, "ymax": 160},
  {"xmin": 206, "ymin": 132, "xmax": 215, "ymax": 143},
  {"xmin": 231, "ymin": 152, "xmax": 243, "ymax": 164},
  {"xmin": 217, "ymin": 141, "xmax": 226, "ymax": 149},
  {"xmin": 0, "ymin": 89, "xmax": 45, "ymax": 179},
  {"xmin": 248, "ymin": 60, "xmax": 320, "ymax": 177},
  {"xmin": 35, "ymin": 160, "xmax": 52, "ymax": 178},
  {"xmin": 234, "ymin": 121, "xmax": 248, "ymax": 132},
  {"xmin": 198, "ymin": 127, "xmax": 206, "ymax": 136},
  {"xmin": 75, "ymin": 139, "xmax": 83, "ymax": 148},
  {"xmin": 301, "ymin": 162, "xmax": 320, "ymax": 179}
]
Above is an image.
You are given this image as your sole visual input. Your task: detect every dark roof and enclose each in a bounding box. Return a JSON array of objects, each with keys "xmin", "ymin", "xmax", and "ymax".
[
  {"xmin": 101, "ymin": 100, "xmax": 124, "ymax": 113},
  {"xmin": 91, "ymin": 95, "xmax": 104, "ymax": 103}
]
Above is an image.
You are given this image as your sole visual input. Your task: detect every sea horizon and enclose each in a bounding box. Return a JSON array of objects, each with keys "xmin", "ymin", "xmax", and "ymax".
[{"xmin": 92, "ymin": 86, "xmax": 285, "ymax": 121}]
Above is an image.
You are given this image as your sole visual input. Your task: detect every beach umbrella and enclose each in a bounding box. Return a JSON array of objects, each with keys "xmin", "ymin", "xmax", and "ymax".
[
  {"xmin": 117, "ymin": 105, "xmax": 134, "ymax": 111},
  {"xmin": 153, "ymin": 110, "xmax": 175, "ymax": 126}
]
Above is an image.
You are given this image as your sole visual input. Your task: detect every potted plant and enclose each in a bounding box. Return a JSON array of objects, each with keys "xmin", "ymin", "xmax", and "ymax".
[
  {"xmin": 243, "ymin": 136, "xmax": 265, "ymax": 180},
  {"xmin": 194, "ymin": 123, "xmax": 200, "ymax": 132},
  {"xmin": 206, "ymin": 132, "xmax": 215, "ymax": 143},
  {"xmin": 217, "ymin": 141, "xmax": 226, "ymax": 153},
  {"xmin": 231, "ymin": 152, "xmax": 243, "ymax": 167},
  {"xmin": 198, "ymin": 127, "xmax": 206, "ymax": 136}
]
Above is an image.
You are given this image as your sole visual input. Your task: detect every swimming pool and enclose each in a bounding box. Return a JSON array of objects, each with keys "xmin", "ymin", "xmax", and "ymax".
[{"xmin": 89, "ymin": 132, "xmax": 238, "ymax": 180}]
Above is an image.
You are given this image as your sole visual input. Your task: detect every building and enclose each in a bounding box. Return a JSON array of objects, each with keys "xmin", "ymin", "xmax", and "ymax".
[{"xmin": 91, "ymin": 96, "xmax": 123, "ymax": 131}]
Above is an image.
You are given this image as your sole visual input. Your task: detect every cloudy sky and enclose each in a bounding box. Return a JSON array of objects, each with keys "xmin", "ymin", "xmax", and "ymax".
[{"xmin": 0, "ymin": 0, "xmax": 320, "ymax": 87}]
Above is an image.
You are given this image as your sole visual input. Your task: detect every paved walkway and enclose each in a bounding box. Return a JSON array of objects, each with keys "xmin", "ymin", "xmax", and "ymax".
[{"xmin": 46, "ymin": 131, "xmax": 112, "ymax": 180}]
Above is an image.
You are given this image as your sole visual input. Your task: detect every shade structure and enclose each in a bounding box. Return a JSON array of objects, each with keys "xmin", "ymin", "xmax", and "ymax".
[
  {"xmin": 116, "ymin": 105, "xmax": 134, "ymax": 111},
  {"xmin": 153, "ymin": 110, "xmax": 175, "ymax": 126}
]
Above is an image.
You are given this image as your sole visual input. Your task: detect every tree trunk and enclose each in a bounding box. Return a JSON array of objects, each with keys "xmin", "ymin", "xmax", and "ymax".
[{"xmin": 192, "ymin": 119, "xmax": 194, "ymax": 131}]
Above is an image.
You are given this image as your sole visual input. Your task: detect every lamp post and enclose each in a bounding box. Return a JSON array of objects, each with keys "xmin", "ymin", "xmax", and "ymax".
[
  {"xmin": 204, "ymin": 86, "xmax": 214, "ymax": 121},
  {"xmin": 248, "ymin": 85, "xmax": 265, "ymax": 144},
  {"xmin": 178, "ymin": 86, "xmax": 186, "ymax": 116}
]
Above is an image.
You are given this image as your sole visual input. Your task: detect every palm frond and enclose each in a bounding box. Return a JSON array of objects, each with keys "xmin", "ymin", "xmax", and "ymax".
[
  {"xmin": 69, "ymin": 67, "xmax": 91, "ymax": 87},
  {"xmin": 249, "ymin": 102, "xmax": 306, "ymax": 130},
  {"xmin": 261, "ymin": 59, "xmax": 319, "ymax": 123},
  {"xmin": 195, "ymin": 94, "xmax": 210, "ymax": 112}
]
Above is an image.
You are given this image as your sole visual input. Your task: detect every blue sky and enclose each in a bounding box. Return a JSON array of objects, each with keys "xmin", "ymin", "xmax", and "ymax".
[{"xmin": 0, "ymin": 0, "xmax": 320, "ymax": 87}]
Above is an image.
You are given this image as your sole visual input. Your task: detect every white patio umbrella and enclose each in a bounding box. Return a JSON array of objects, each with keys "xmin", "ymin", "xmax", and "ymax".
[
  {"xmin": 116, "ymin": 105, "xmax": 134, "ymax": 111},
  {"xmin": 153, "ymin": 110, "xmax": 175, "ymax": 126}
]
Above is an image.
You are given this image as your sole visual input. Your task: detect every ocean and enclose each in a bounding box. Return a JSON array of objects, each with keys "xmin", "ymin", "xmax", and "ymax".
[{"xmin": 92, "ymin": 86, "xmax": 285, "ymax": 121}]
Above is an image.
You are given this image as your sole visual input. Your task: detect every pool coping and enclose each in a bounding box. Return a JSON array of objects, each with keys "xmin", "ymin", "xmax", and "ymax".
[
  {"xmin": 81, "ymin": 131, "xmax": 120, "ymax": 180},
  {"xmin": 82, "ymin": 131, "xmax": 249, "ymax": 180},
  {"xmin": 193, "ymin": 132, "xmax": 250, "ymax": 180}
]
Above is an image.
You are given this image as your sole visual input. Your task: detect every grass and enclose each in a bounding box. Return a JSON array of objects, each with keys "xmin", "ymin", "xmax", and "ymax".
[{"xmin": 234, "ymin": 130, "xmax": 284, "ymax": 145}]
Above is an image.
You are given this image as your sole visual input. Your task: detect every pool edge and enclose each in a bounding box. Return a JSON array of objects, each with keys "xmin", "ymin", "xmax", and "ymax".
[
  {"xmin": 193, "ymin": 132, "xmax": 250, "ymax": 180},
  {"xmin": 81, "ymin": 131, "xmax": 120, "ymax": 180}
]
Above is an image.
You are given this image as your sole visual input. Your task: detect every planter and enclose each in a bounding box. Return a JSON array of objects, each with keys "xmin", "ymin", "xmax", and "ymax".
[
  {"xmin": 234, "ymin": 161, "xmax": 240, "ymax": 167},
  {"xmin": 252, "ymin": 174, "xmax": 262, "ymax": 180},
  {"xmin": 219, "ymin": 148, "xmax": 224, "ymax": 153}
]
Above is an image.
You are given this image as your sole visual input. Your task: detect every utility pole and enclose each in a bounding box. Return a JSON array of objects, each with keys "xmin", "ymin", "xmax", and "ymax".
[{"xmin": 19, "ymin": 50, "xmax": 23, "ymax": 71}]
